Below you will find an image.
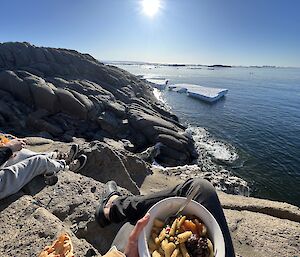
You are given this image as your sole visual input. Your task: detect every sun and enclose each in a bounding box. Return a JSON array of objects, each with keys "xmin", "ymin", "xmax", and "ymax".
[{"xmin": 141, "ymin": 0, "xmax": 161, "ymax": 17}]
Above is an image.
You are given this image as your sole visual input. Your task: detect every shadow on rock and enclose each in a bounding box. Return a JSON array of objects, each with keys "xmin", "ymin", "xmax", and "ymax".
[{"xmin": 78, "ymin": 141, "xmax": 151, "ymax": 195}]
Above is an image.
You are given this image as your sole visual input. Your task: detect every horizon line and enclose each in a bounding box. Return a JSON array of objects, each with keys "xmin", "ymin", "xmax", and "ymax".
[{"xmin": 102, "ymin": 60, "xmax": 300, "ymax": 69}]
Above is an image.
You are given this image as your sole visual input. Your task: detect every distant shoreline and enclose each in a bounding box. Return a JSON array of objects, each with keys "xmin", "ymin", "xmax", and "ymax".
[{"xmin": 104, "ymin": 60, "xmax": 299, "ymax": 69}]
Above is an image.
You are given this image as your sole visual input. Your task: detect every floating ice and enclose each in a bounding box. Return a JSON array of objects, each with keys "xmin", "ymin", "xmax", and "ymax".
[
  {"xmin": 146, "ymin": 78, "xmax": 168, "ymax": 90},
  {"xmin": 169, "ymin": 83, "xmax": 228, "ymax": 102}
]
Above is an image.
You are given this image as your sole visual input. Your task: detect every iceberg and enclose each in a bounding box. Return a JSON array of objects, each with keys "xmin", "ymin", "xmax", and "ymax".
[
  {"xmin": 169, "ymin": 84, "xmax": 228, "ymax": 103},
  {"xmin": 146, "ymin": 78, "xmax": 168, "ymax": 90}
]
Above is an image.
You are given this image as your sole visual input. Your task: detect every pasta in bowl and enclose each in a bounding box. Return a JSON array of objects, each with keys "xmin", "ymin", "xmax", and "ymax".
[{"xmin": 138, "ymin": 197, "xmax": 225, "ymax": 257}]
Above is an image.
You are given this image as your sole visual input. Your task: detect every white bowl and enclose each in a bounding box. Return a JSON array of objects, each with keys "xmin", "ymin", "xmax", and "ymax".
[{"xmin": 138, "ymin": 197, "xmax": 225, "ymax": 257}]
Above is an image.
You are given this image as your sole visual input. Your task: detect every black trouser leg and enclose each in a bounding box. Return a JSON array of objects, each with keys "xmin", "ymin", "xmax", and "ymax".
[{"xmin": 110, "ymin": 178, "xmax": 235, "ymax": 257}]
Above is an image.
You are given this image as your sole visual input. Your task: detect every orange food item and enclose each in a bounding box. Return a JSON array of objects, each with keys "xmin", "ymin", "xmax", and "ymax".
[
  {"xmin": 193, "ymin": 218, "xmax": 204, "ymax": 236},
  {"xmin": 181, "ymin": 220, "xmax": 198, "ymax": 234},
  {"xmin": 0, "ymin": 135, "xmax": 10, "ymax": 146},
  {"xmin": 38, "ymin": 233, "xmax": 74, "ymax": 257}
]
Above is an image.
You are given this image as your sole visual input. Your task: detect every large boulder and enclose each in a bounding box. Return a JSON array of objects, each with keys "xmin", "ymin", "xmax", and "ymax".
[
  {"xmin": 78, "ymin": 141, "xmax": 150, "ymax": 194},
  {"xmin": 55, "ymin": 88, "xmax": 88, "ymax": 119},
  {"xmin": 128, "ymin": 109, "xmax": 178, "ymax": 131},
  {"xmin": 0, "ymin": 70, "xmax": 31, "ymax": 105},
  {"xmin": 23, "ymin": 74, "xmax": 58, "ymax": 112}
]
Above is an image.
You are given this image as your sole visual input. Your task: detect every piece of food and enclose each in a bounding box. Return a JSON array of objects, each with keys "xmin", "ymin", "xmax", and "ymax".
[
  {"xmin": 179, "ymin": 243, "xmax": 190, "ymax": 257},
  {"xmin": 170, "ymin": 248, "xmax": 180, "ymax": 257},
  {"xmin": 182, "ymin": 220, "xmax": 198, "ymax": 235},
  {"xmin": 161, "ymin": 239, "xmax": 168, "ymax": 249},
  {"xmin": 186, "ymin": 234, "xmax": 211, "ymax": 257},
  {"xmin": 159, "ymin": 228, "xmax": 167, "ymax": 242},
  {"xmin": 148, "ymin": 215, "xmax": 214, "ymax": 257},
  {"xmin": 153, "ymin": 250, "xmax": 163, "ymax": 257},
  {"xmin": 158, "ymin": 246, "xmax": 165, "ymax": 256},
  {"xmin": 170, "ymin": 219, "xmax": 178, "ymax": 236},
  {"xmin": 177, "ymin": 231, "xmax": 193, "ymax": 244},
  {"xmin": 193, "ymin": 219, "xmax": 207, "ymax": 237},
  {"xmin": 163, "ymin": 242, "xmax": 176, "ymax": 257},
  {"xmin": 155, "ymin": 237, "xmax": 161, "ymax": 245},
  {"xmin": 38, "ymin": 233, "xmax": 74, "ymax": 257},
  {"xmin": 207, "ymin": 239, "xmax": 214, "ymax": 257},
  {"xmin": 0, "ymin": 135, "xmax": 10, "ymax": 146},
  {"xmin": 177, "ymin": 216, "xmax": 186, "ymax": 229}
]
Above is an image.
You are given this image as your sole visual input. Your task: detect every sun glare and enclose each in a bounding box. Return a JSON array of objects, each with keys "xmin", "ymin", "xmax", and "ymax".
[{"xmin": 142, "ymin": 0, "xmax": 161, "ymax": 17}]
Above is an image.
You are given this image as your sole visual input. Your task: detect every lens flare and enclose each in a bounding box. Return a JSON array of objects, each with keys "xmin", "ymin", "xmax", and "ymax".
[{"xmin": 141, "ymin": 0, "xmax": 161, "ymax": 17}]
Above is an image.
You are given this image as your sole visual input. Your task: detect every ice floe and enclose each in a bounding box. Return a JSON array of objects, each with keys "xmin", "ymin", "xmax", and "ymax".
[{"xmin": 169, "ymin": 83, "xmax": 228, "ymax": 102}]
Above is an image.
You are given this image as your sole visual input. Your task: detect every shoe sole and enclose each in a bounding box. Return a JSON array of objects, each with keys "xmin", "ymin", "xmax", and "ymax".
[
  {"xmin": 95, "ymin": 203, "xmax": 108, "ymax": 227},
  {"xmin": 71, "ymin": 155, "xmax": 87, "ymax": 173},
  {"xmin": 66, "ymin": 144, "xmax": 79, "ymax": 164}
]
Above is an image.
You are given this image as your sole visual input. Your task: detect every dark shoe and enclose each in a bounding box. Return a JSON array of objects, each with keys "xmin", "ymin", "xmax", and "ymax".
[
  {"xmin": 69, "ymin": 154, "xmax": 87, "ymax": 173},
  {"xmin": 44, "ymin": 171, "xmax": 58, "ymax": 186},
  {"xmin": 66, "ymin": 144, "xmax": 79, "ymax": 165},
  {"xmin": 95, "ymin": 181, "xmax": 121, "ymax": 227}
]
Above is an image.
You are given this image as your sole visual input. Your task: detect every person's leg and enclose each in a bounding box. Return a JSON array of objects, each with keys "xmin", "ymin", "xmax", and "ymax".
[
  {"xmin": 109, "ymin": 178, "xmax": 235, "ymax": 257},
  {"xmin": 109, "ymin": 178, "xmax": 207, "ymax": 223},
  {"xmin": 4, "ymin": 149, "xmax": 56, "ymax": 167},
  {"xmin": 0, "ymin": 154, "xmax": 65, "ymax": 199}
]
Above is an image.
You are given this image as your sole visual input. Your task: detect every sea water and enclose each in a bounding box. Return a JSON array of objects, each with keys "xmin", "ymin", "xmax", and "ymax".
[{"xmin": 115, "ymin": 64, "xmax": 300, "ymax": 207}]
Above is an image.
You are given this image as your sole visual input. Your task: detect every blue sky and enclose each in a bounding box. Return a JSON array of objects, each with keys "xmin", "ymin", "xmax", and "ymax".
[{"xmin": 1, "ymin": 0, "xmax": 300, "ymax": 66}]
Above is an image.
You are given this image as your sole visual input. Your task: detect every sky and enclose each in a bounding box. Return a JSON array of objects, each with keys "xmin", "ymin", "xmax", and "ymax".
[{"xmin": 1, "ymin": 0, "xmax": 300, "ymax": 67}]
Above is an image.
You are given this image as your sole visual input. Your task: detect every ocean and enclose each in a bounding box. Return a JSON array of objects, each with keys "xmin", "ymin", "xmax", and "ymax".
[{"xmin": 115, "ymin": 64, "xmax": 300, "ymax": 207}]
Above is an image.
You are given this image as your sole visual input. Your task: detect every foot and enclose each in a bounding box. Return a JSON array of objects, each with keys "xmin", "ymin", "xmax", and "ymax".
[
  {"xmin": 95, "ymin": 181, "xmax": 122, "ymax": 227},
  {"xmin": 69, "ymin": 154, "xmax": 87, "ymax": 173},
  {"xmin": 65, "ymin": 144, "xmax": 79, "ymax": 165}
]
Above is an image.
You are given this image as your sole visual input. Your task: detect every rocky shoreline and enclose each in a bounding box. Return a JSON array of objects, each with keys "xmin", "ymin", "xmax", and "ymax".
[
  {"xmin": 0, "ymin": 42, "xmax": 197, "ymax": 167},
  {"xmin": 0, "ymin": 43, "xmax": 299, "ymax": 256},
  {"xmin": 0, "ymin": 42, "xmax": 249, "ymax": 196}
]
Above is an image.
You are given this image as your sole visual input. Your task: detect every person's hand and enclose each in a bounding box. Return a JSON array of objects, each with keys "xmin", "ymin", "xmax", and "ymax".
[
  {"xmin": 5, "ymin": 138, "xmax": 26, "ymax": 152},
  {"xmin": 125, "ymin": 213, "xmax": 150, "ymax": 257}
]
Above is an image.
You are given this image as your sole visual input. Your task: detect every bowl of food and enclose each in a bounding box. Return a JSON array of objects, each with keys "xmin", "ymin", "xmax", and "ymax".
[{"xmin": 138, "ymin": 197, "xmax": 225, "ymax": 257}]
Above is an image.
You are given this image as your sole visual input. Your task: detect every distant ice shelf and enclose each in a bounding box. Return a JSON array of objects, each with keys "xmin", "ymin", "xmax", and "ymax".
[{"xmin": 169, "ymin": 84, "xmax": 228, "ymax": 103}]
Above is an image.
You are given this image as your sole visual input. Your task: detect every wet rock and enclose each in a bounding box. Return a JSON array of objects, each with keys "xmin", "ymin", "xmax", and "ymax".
[
  {"xmin": 156, "ymin": 134, "xmax": 188, "ymax": 151},
  {"xmin": 159, "ymin": 143, "xmax": 189, "ymax": 162}
]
